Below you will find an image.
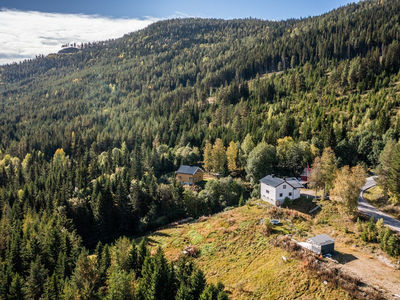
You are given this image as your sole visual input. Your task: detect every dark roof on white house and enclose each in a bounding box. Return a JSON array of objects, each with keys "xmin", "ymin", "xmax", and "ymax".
[
  {"xmin": 176, "ymin": 165, "xmax": 203, "ymax": 175},
  {"xmin": 307, "ymin": 234, "xmax": 335, "ymax": 246},
  {"xmin": 260, "ymin": 175, "xmax": 304, "ymax": 189},
  {"xmin": 260, "ymin": 175, "xmax": 285, "ymax": 187},
  {"xmin": 285, "ymin": 177, "xmax": 304, "ymax": 188}
]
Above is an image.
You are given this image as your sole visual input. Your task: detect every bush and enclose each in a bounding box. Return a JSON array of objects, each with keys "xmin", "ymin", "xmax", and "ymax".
[
  {"xmin": 361, "ymin": 216, "xmax": 378, "ymax": 242},
  {"xmin": 261, "ymin": 220, "xmax": 274, "ymax": 236},
  {"xmin": 379, "ymin": 228, "xmax": 399, "ymax": 257},
  {"xmin": 251, "ymin": 183, "xmax": 260, "ymax": 199},
  {"xmin": 183, "ymin": 245, "xmax": 200, "ymax": 257},
  {"xmin": 283, "ymin": 197, "xmax": 292, "ymax": 207},
  {"xmin": 357, "ymin": 216, "xmax": 399, "ymax": 257}
]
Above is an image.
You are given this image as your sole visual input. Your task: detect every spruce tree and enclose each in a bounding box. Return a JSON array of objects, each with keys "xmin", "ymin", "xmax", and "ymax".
[
  {"xmin": 129, "ymin": 240, "xmax": 139, "ymax": 276},
  {"xmin": 137, "ymin": 239, "xmax": 149, "ymax": 278},
  {"xmin": 176, "ymin": 283, "xmax": 194, "ymax": 300},
  {"xmin": 43, "ymin": 273, "xmax": 59, "ymax": 300},
  {"xmin": 190, "ymin": 269, "xmax": 206, "ymax": 300},
  {"xmin": 8, "ymin": 272, "xmax": 24, "ymax": 300},
  {"xmin": 24, "ymin": 256, "xmax": 48, "ymax": 300},
  {"xmin": 387, "ymin": 143, "xmax": 400, "ymax": 204}
]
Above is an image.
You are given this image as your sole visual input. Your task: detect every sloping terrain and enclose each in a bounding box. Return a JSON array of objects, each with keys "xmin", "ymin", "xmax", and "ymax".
[{"xmin": 141, "ymin": 200, "xmax": 400, "ymax": 299}]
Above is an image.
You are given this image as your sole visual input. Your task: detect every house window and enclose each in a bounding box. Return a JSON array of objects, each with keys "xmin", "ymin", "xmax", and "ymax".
[
  {"xmin": 279, "ymin": 193, "xmax": 283, "ymax": 197},
  {"xmin": 266, "ymin": 190, "xmax": 269, "ymax": 194},
  {"xmin": 283, "ymin": 185, "xmax": 286, "ymax": 189},
  {"xmin": 194, "ymin": 177, "xmax": 196, "ymax": 181},
  {"xmin": 197, "ymin": 171, "xmax": 199, "ymax": 174},
  {"xmin": 293, "ymin": 188, "xmax": 297, "ymax": 190},
  {"xmin": 189, "ymin": 177, "xmax": 193, "ymax": 181},
  {"xmin": 289, "ymin": 192, "xmax": 292, "ymax": 196},
  {"xmin": 179, "ymin": 176, "xmax": 182, "ymax": 179}
]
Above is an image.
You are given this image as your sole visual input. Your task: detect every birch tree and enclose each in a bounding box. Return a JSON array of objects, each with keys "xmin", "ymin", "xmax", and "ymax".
[
  {"xmin": 226, "ymin": 141, "xmax": 238, "ymax": 172},
  {"xmin": 331, "ymin": 165, "xmax": 366, "ymax": 215}
]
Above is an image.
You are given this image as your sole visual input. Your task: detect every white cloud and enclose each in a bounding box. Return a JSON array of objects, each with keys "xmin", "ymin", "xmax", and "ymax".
[{"xmin": 0, "ymin": 9, "xmax": 158, "ymax": 65}]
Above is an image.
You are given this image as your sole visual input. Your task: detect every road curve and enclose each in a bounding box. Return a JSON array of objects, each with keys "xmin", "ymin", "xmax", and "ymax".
[{"xmin": 358, "ymin": 176, "xmax": 400, "ymax": 232}]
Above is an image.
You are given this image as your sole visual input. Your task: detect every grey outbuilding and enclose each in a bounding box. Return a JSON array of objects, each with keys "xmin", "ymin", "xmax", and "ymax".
[{"xmin": 306, "ymin": 234, "xmax": 335, "ymax": 255}]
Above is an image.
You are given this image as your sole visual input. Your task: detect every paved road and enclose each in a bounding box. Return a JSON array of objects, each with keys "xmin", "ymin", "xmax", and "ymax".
[{"xmin": 358, "ymin": 176, "xmax": 400, "ymax": 232}]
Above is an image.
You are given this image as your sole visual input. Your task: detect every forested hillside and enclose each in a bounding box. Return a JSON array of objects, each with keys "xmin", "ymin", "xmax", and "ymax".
[{"xmin": 1, "ymin": 0, "xmax": 400, "ymax": 298}]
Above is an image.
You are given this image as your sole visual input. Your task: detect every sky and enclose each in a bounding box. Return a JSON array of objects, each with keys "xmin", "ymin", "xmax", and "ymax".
[{"xmin": 0, "ymin": 0, "xmax": 354, "ymax": 66}]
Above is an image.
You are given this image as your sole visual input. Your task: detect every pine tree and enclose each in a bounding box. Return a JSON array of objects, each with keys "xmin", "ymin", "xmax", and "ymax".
[
  {"xmin": 43, "ymin": 273, "xmax": 59, "ymax": 300},
  {"xmin": 107, "ymin": 269, "xmax": 134, "ymax": 300},
  {"xmin": 199, "ymin": 284, "xmax": 219, "ymax": 300},
  {"xmin": 376, "ymin": 139, "xmax": 396, "ymax": 198},
  {"xmin": 24, "ymin": 256, "xmax": 48, "ymax": 300},
  {"xmin": 176, "ymin": 283, "xmax": 194, "ymax": 300},
  {"xmin": 98, "ymin": 244, "xmax": 111, "ymax": 287},
  {"xmin": 137, "ymin": 239, "xmax": 149, "ymax": 278},
  {"xmin": 136, "ymin": 248, "xmax": 176, "ymax": 300},
  {"xmin": 387, "ymin": 143, "xmax": 400, "ymax": 204},
  {"xmin": 9, "ymin": 272, "xmax": 24, "ymax": 300},
  {"xmin": 190, "ymin": 269, "xmax": 206, "ymax": 300},
  {"xmin": 0, "ymin": 263, "xmax": 12, "ymax": 299},
  {"xmin": 67, "ymin": 250, "xmax": 100, "ymax": 300},
  {"xmin": 238, "ymin": 193, "xmax": 244, "ymax": 207},
  {"xmin": 129, "ymin": 240, "xmax": 139, "ymax": 276}
]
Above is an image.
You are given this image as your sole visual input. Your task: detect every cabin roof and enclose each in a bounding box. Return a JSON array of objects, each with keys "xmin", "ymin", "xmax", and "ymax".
[{"xmin": 176, "ymin": 165, "xmax": 203, "ymax": 175}]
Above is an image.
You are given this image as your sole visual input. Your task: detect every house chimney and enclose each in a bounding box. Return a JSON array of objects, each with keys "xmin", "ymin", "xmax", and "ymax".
[{"xmin": 271, "ymin": 174, "xmax": 274, "ymax": 178}]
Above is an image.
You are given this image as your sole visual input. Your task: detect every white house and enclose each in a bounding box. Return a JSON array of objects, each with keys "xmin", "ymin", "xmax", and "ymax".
[{"xmin": 260, "ymin": 175, "xmax": 303, "ymax": 206}]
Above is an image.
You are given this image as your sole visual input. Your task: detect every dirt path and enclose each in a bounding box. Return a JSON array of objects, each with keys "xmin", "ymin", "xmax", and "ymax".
[{"xmin": 335, "ymin": 242, "xmax": 400, "ymax": 299}]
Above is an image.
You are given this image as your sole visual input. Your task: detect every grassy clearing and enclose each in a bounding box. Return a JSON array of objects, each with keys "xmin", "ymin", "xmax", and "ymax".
[
  {"xmin": 142, "ymin": 202, "xmax": 356, "ymax": 299},
  {"xmin": 363, "ymin": 186, "xmax": 400, "ymax": 220}
]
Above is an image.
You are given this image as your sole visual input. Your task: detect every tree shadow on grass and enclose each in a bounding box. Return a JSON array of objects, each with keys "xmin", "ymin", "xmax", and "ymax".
[
  {"xmin": 288, "ymin": 195, "xmax": 321, "ymax": 216},
  {"xmin": 150, "ymin": 231, "xmax": 171, "ymax": 237}
]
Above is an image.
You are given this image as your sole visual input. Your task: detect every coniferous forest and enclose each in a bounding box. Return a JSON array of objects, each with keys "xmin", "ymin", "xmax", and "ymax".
[{"xmin": 1, "ymin": 0, "xmax": 400, "ymax": 298}]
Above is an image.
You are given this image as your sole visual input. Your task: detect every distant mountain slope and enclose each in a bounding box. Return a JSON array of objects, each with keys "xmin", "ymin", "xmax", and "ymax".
[{"xmin": 0, "ymin": 0, "xmax": 399, "ymax": 162}]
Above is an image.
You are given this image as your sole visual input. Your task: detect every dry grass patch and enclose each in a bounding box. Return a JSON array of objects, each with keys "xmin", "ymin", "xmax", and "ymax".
[{"xmin": 142, "ymin": 205, "xmax": 353, "ymax": 299}]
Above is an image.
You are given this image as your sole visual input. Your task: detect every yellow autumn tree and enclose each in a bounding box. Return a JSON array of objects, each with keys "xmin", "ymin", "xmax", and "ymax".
[
  {"xmin": 226, "ymin": 141, "xmax": 238, "ymax": 172},
  {"xmin": 320, "ymin": 147, "xmax": 337, "ymax": 195},
  {"xmin": 308, "ymin": 147, "xmax": 337, "ymax": 198},
  {"xmin": 331, "ymin": 165, "xmax": 367, "ymax": 215},
  {"xmin": 212, "ymin": 138, "xmax": 226, "ymax": 174}
]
